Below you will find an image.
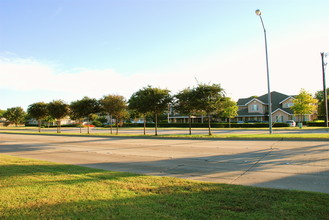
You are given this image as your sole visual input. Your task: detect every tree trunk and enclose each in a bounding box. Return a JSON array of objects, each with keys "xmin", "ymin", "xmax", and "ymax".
[
  {"xmin": 228, "ymin": 118, "xmax": 231, "ymax": 128},
  {"xmin": 38, "ymin": 119, "xmax": 41, "ymax": 132},
  {"xmin": 57, "ymin": 120, "xmax": 61, "ymax": 133},
  {"xmin": 87, "ymin": 120, "xmax": 90, "ymax": 134},
  {"xmin": 116, "ymin": 118, "xmax": 119, "ymax": 135},
  {"xmin": 188, "ymin": 115, "xmax": 192, "ymax": 135},
  {"xmin": 155, "ymin": 113, "xmax": 158, "ymax": 136},
  {"xmin": 143, "ymin": 117, "xmax": 146, "ymax": 135},
  {"xmin": 208, "ymin": 114, "xmax": 212, "ymax": 135},
  {"xmin": 110, "ymin": 114, "xmax": 113, "ymax": 134}
]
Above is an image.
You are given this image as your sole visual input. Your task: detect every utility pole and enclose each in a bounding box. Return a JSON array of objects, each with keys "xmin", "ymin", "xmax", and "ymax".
[{"xmin": 321, "ymin": 52, "xmax": 328, "ymax": 127}]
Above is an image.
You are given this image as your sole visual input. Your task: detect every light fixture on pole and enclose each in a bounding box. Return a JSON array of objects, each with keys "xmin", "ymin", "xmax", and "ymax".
[{"xmin": 255, "ymin": 9, "xmax": 272, "ymax": 134}]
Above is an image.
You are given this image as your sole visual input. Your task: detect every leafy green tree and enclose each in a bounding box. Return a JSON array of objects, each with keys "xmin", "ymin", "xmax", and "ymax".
[
  {"xmin": 129, "ymin": 91, "xmax": 150, "ymax": 135},
  {"xmin": 27, "ymin": 102, "xmax": 48, "ymax": 132},
  {"xmin": 291, "ymin": 89, "xmax": 318, "ymax": 123},
  {"xmin": 193, "ymin": 83, "xmax": 225, "ymax": 135},
  {"xmin": 3, "ymin": 107, "xmax": 26, "ymax": 126},
  {"xmin": 314, "ymin": 88, "xmax": 329, "ymax": 117},
  {"xmin": 70, "ymin": 97, "xmax": 101, "ymax": 134},
  {"xmin": 97, "ymin": 116, "xmax": 108, "ymax": 124},
  {"xmin": 100, "ymin": 95, "xmax": 128, "ymax": 134},
  {"xmin": 43, "ymin": 116, "xmax": 55, "ymax": 128},
  {"xmin": 219, "ymin": 97, "xmax": 238, "ymax": 128},
  {"xmin": 88, "ymin": 113, "xmax": 99, "ymax": 126},
  {"xmin": 0, "ymin": 109, "xmax": 5, "ymax": 118},
  {"xmin": 47, "ymin": 100, "xmax": 69, "ymax": 133},
  {"xmin": 317, "ymin": 99, "xmax": 329, "ymax": 118},
  {"xmin": 174, "ymin": 87, "xmax": 197, "ymax": 135},
  {"xmin": 315, "ymin": 88, "xmax": 329, "ymax": 101},
  {"xmin": 127, "ymin": 109, "xmax": 151, "ymax": 129},
  {"xmin": 70, "ymin": 99, "xmax": 87, "ymax": 133},
  {"xmin": 129, "ymin": 86, "xmax": 172, "ymax": 136}
]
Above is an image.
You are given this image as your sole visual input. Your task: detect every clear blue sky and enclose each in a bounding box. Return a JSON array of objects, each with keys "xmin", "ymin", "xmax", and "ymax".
[{"xmin": 1, "ymin": 0, "xmax": 328, "ymax": 110}]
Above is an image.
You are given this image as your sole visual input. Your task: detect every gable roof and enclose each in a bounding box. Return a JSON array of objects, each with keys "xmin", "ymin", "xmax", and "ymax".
[
  {"xmin": 237, "ymin": 97, "xmax": 253, "ymax": 106},
  {"xmin": 258, "ymin": 91, "xmax": 291, "ymax": 106},
  {"xmin": 237, "ymin": 108, "xmax": 265, "ymax": 116},
  {"xmin": 272, "ymin": 108, "xmax": 293, "ymax": 115},
  {"xmin": 238, "ymin": 91, "xmax": 292, "ymax": 105},
  {"xmin": 237, "ymin": 91, "xmax": 295, "ymax": 116},
  {"xmin": 279, "ymin": 96, "xmax": 295, "ymax": 104},
  {"xmin": 244, "ymin": 98, "xmax": 266, "ymax": 106}
]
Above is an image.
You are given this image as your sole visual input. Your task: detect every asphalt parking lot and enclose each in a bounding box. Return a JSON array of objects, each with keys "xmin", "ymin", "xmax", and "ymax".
[{"xmin": 1, "ymin": 133, "xmax": 328, "ymax": 193}]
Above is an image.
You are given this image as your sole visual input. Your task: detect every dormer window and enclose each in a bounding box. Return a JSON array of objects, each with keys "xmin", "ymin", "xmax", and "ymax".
[
  {"xmin": 287, "ymin": 103, "xmax": 294, "ymax": 107},
  {"xmin": 280, "ymin": 97, "xmax": 295, "ymax": 108},
  {"xmin": 251, "ymin": 104, "xmax": 259, "ymax": 111}
]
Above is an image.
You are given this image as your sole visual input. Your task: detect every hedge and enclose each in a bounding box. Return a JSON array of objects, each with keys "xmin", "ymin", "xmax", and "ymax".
[
  {"xmin": 123, "ymin": 122, "xmax": 290, "ymax": 128},
  {"xmin": 306, "ymin": 121, "xmax": 327, "ymax": 127}
]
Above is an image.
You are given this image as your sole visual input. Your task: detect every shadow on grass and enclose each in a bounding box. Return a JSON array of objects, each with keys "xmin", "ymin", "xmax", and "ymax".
[
  {"xmin": 1, "ymin": 161, "xmax": 329, "ymax": 219},
  {"xmin": 0, "ymin": 163, "xmax": 139, "ymax": 183},
  {"xmin": 1, "ymin": 134, "xmax": 328, "ymax": 194}
]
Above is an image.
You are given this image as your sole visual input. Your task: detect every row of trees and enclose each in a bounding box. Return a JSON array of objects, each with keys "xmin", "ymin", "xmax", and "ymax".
[
  {"xmin": 1, "ymin": 83, "xmax": 237, "ymax": 135},
  {"xmin": 28, "ymin": 96, "xmax": 128, "ymax": 135},
  {"xmin": 1, "ymin": 85, "xmax": 325, "ymax": 135}
]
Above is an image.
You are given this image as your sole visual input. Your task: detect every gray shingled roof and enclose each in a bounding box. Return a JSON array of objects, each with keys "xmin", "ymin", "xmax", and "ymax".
[
  {"xmin": 237, "ymin": 108, "xmax": 265, "ymax": 116},
  {"xmin": 237, "ymin": 98, "xmax": 253, "ymax": 106},
  {"xmin": 237, "ymin": 91, "xmax": 294, "ymax": 116}
]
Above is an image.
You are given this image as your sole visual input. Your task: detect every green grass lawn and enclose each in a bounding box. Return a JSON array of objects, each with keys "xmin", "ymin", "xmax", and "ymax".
[
  {"xmin": 1, "ymin": 154, "xmax": 328, "ymax": 219},
  {"xmin": 161, "ymin": 133, "xmax": 329, "ymax": 139}
]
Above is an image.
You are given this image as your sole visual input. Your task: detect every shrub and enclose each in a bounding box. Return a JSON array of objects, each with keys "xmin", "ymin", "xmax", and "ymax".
[
  {"xmin": 123, "ymin": 122, "xmax": 290, "ymax": 128},
  {"xmin": 306, "ymin": 121, "xmax": 326, "ymax": 127},
  {"xmin": 92, "ymin": 121, "xmax": 102, "ymax": 127}
]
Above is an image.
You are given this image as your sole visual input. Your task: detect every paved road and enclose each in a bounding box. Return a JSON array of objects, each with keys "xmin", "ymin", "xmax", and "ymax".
[
  {"xmin": 0, "ymin": 133, "xmax": 328, "ymax": 193},
  {"xmin": 1, "ymin": 127, "xmax": 329, "ymax": 135}
]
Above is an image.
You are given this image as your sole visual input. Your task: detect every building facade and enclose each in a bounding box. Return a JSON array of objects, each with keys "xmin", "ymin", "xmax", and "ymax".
[{"xmin": 235, "ymin": 91, "xmax": 316, "ymax": 123}]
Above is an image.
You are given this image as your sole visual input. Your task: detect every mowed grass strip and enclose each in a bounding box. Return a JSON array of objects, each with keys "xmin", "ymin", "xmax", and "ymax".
[
  {"xmin": 1, "ymin": 155, "xmax": 328, "ymax": 219},
  {"xmin": 162, "ymin": 133, "xmax": 329, "ymax": 139},
  {"xmin": 1, "ymin": 129, "xmax": 329, "ymax": 140}
]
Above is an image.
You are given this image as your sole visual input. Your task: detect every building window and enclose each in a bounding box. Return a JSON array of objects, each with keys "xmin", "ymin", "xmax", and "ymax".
[
  {"xmin": 251, "ymin": 104, "xmax": 259, "ymax": 111},
  {"xmin": 287, "ymin": 103, "xmax": 294, "ymax": 107},
  {"xmin": 276, "ymin": 115, "xmax": 284, "ymax": 122}
]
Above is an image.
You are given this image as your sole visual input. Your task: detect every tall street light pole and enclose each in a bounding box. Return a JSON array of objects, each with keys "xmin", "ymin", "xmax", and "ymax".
[
  {"xmin": 255, "ymin": 9, "xmax": 272, "ymax": 134},
  {"xmin": 321, "ymin": 52, "xmax": 328, "ymax": 127}
]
